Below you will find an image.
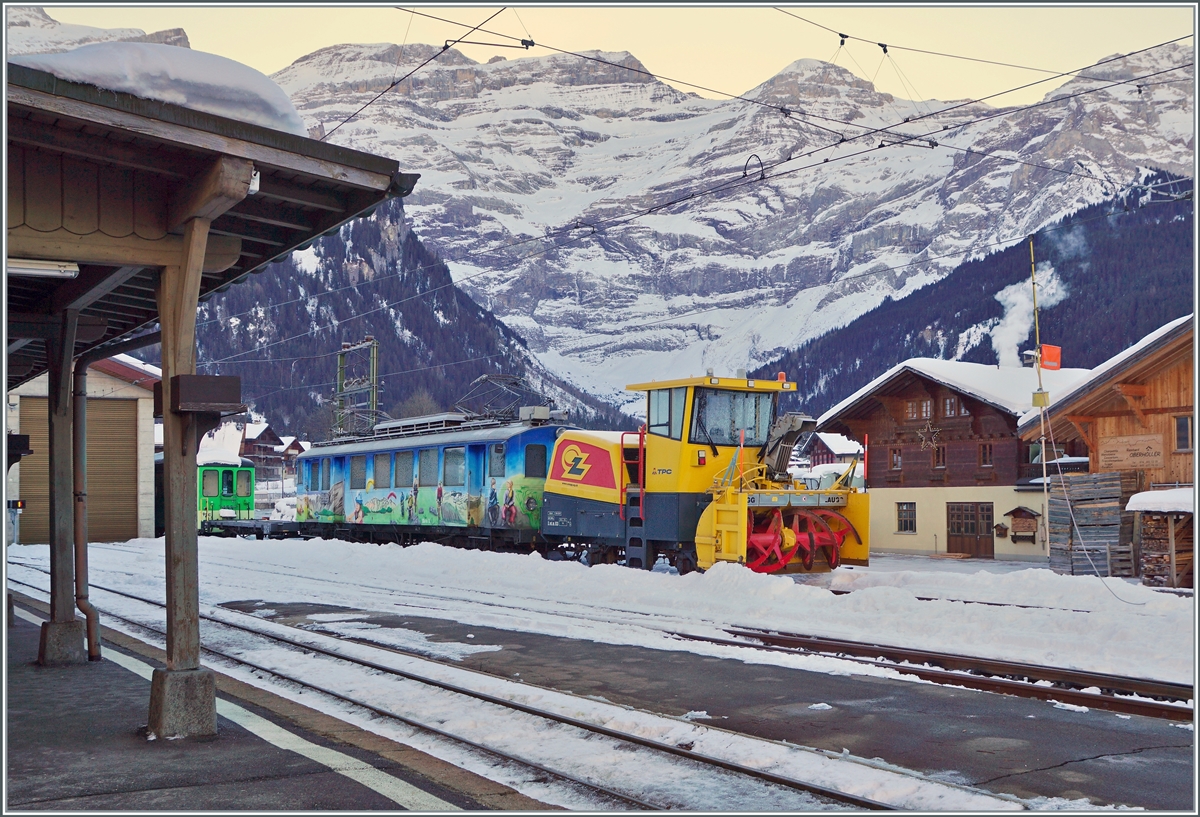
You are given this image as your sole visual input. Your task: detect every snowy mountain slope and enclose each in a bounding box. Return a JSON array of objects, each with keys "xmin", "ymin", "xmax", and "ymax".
[
  {"xmin": 5, "ymin": 6, "xmax": 189, "ymax": 54},
  {"xmin": 274, "ymin": 42, "xmax": 1193, "ymax": 410}
]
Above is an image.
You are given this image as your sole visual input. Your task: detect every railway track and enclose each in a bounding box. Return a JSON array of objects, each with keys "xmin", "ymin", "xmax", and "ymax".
[
  {"xmin": 672, "ymin": 627, "xmax": 1193, "ymax": 721},
  {"xmin": 8, "ymin": 572, "xmax": 906, "ymax": 811}
]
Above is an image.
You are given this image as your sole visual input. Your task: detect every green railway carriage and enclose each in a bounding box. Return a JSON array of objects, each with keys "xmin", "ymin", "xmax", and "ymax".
[{"xmin": 153, "ymin": 454, "xmax": 257, "ymax": 536}]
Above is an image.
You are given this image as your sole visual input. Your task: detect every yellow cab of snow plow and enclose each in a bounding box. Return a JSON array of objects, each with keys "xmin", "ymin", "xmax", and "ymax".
[{"xmin": 542, "ymin": 372, "xmax": 869, "ymax": 574}]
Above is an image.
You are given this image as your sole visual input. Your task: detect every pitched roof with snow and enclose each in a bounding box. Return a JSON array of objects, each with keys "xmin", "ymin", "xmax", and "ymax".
[
  {"xmin": 817, "ymin": 358, "xmax": 1093, "ymax": 429},
  {"xmin": 808, "ymin": 432, "xmax": 863, "ymax": 456},
  {"xmin": 1016, "ymin": 314, "xmax": 1193, "ymax": 432}
]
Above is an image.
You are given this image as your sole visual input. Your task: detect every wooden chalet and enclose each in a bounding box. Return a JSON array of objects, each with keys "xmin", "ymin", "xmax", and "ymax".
[
  {"xmin": 818, "ymin": 358, "xmax": 1092, "ymax": 559},
  {"xmin": 799, "ymin": 432, "xmax": 862, "ymax": 466},
  {"xmin": 1016, "ymin": 314, "xmax": 1193, "ymax": 490}
]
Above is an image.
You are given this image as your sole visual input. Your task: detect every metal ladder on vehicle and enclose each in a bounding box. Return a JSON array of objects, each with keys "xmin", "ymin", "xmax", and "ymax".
[{"xmin": 620, "ymin": 428, "xmax": 653, "ymax": 568}]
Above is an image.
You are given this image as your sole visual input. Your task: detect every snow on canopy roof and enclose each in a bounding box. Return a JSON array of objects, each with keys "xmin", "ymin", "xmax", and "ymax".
[
  {"xmin": 1017, "ymin": 314, "xmax": 1194, "ymax": 431},
  {"xmin": 1127, "ymin": 487, "xmax": 1194, "ymax": 514},
  {"xmin": 815, "ymin": 432, "xmax": 863, "ymax": 456},
  {"xmin": 818, "ymin": 358, "xmax": 1092, "ymax": 427},
  {"xmin": 11, "ymin": 42, "xmax": 307, "ymax": 136},
  {"xmin": 112, "ymin": 353, "xmax": 161, "ymax": 379}
]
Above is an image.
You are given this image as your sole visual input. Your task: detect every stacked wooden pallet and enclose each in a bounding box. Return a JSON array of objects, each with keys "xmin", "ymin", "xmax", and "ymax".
[
  {"xmin": 1047, "ymin": 472, "xmax": 1138, "ymax": 577},
  {"xmin": 1140, "ymin": 512, "xmax": 1194, "ymax": 588}
]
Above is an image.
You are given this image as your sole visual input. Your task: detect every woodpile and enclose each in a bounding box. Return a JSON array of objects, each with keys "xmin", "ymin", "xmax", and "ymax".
[
  {"xmin": 1139, "ymin": 512, "xmax": 1194, "ymax": 588},
  {"xmin": 1047, "ymin": 472, "xmax": 1138, "ymax": 577}
]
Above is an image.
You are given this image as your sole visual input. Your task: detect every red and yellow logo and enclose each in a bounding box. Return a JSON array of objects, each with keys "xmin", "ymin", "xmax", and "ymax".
[
  {"xmin": 550, "ymin": 438, "xmax": 616, "ymax": 489},
  {"xmin": 559, "ymin": 444, "xmax": 592, "ymax": 481}
]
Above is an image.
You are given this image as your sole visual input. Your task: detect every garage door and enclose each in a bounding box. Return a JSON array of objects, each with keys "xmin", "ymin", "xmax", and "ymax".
[{"xmin": 17, "ymin": 397, "xmax": 138, "ymax": 544}]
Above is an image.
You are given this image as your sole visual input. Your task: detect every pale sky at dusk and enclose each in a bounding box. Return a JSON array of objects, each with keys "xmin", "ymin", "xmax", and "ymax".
[{"xmin": 39, "ymin": 5, "xmax": 1196, "ymax": 107}]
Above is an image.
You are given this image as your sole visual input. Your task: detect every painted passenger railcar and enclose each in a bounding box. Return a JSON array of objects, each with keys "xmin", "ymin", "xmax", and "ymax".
[{"xmin": 294, "ymin": 412, "xmax": 571, "ymax": 547}]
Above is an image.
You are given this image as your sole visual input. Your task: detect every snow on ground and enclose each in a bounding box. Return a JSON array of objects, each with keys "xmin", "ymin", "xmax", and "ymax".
[
  {"xmin": 8, "ymin": 540, "xmax": 1187, "ymax": 810},
  {"xmin": 8, "ymin": 539, "xmax": 1193, "ymax": 688}
]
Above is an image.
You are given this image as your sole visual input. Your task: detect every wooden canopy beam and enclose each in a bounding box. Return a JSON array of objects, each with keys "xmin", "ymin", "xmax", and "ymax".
[
  {"xmin": 6, "ymin": 115, "xmax": 197, "ymax": 179},
  {"xmin": 7, "ymin": 226, "xmax": 242, "ymax": 273},
  {"xmin": 1065, "ymin": 415, "xmax": 1098, "ymax": 452},
  {"xmin": 40, "ymin": 265, "xmax": 144, "ymax": 314},
  {"xmin": 168, "ymin": 155, "xmax": 254, "ymax": 232},
  {"xmin": 1113, "ymin": 383, "xmax": 1151, "ymax": 428},
  {"xmin": 9, "ymin": 313, "xmax": 108, "ymax": 342}
]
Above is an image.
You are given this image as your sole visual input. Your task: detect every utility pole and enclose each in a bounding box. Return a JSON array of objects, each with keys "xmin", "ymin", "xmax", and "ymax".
[{"xmin": 333, "ymin": 336, "xmax": 379, "ymax": 436}]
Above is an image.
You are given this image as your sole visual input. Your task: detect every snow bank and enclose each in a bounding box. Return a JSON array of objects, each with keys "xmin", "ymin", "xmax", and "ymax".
[
  {"xmin": 11, "ymin": 537, "xmax": 1190, "ymax": 686},
  {"xmin": 1127, "ymin": 487, "xmax": 1194, "ymax": 514},
  {"xmin": 11, "ymin": 42, "xmax": 307, "ymax": 136}
]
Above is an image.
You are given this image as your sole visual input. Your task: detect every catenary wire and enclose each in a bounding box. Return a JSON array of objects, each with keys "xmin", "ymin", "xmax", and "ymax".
[{"xmin": 320, "ymin": 7, "xmax": 507, "ymax": 141}]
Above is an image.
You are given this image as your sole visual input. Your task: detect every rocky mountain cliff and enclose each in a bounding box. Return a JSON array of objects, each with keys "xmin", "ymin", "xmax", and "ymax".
[{"xmin": 274, "ymin": 40, "xmax": 1193, "ymax": 411}]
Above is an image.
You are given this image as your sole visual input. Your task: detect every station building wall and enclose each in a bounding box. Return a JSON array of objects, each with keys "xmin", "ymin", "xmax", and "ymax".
[{"xmin": 868, "ymin": 485, "xmax": 1048, "ymax": 562}]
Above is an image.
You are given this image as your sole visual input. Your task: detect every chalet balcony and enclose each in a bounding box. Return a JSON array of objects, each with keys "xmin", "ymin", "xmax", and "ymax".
[{"xmin": 1018, "ymin": 457, "xmax": 1089, "ymax": 480}]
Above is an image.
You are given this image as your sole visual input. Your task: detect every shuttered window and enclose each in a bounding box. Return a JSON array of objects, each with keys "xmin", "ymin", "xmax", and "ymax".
[
  {"xmin": 373, "ymin": 453, "xmax": 391, "ymax": 488},
  {"xmin": 350, "ymin": 455, "xmax": 367, "ymax": 489},
  {"xmin": 525, "ymin": 444, "xmax": 547, "ymax": 478},
  {"xmin": 394, "ymin": 451, "xmax": 413, "ymax": 487},
  {"xmin": 419, "ymin": 449, "xmax": 438, "ymax": 486}
]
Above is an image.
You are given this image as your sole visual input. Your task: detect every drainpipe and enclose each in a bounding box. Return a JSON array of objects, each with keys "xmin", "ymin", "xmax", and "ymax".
[{"xmin": 73, "ymin": 331, "xmax": 161, "ymax": 660}]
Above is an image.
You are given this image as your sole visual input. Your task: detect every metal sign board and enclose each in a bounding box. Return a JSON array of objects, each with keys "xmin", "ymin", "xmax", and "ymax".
[{"xmin": 1098, "ymin": 434, "xmax": 1165, "ymax": 470}]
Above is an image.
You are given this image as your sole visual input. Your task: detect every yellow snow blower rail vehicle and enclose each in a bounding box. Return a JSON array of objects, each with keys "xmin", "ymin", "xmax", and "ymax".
[{"xmin": 541, "ymin": 373, "xmax": 868, "ymax": 574}]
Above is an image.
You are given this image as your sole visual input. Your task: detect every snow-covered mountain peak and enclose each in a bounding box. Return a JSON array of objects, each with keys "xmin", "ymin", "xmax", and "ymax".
[{"xmin": 5, "ymin": 5, "xmax": 189, "ymax": 55}]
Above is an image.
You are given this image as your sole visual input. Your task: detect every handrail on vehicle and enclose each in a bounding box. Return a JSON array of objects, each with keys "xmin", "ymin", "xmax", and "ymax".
[{"xmin": 618, "ymin": 427, "xmax": 646, "ymax": 523}]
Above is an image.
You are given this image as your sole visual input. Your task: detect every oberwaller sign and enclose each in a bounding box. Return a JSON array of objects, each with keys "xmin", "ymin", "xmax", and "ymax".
[{"xmin": 1098, "ymin": 434, "xmax": 1165, "ymax": 471}]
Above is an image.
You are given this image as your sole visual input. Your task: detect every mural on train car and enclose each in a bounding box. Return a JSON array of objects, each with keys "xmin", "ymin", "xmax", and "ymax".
[{"xmin": 296, "ymin": 428, "xmax": 555, "ymax": 531}]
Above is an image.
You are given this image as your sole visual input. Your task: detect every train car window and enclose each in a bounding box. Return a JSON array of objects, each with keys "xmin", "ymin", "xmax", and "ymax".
[
  {"xmin": 489, "ymin": 444, "xmax": 506, "ymax": 477},
  {"xmin": 321, "ymin": 458, "xmax": 331, "ymax": 491},
  {"xmin": 221, "ymin": 470, "xmax": 234, "ymax": 497},
  {"xmin": 394, "ymin": 451, "xmax": 414, "ymax": 487},
  {"xmin": 419, "ymin": 449, "xmax": 438, "ymax": 486},
  {"xmin": 443, "ymin": 448, "xmax": 466, "ymax": 486},
  {"xmin": 373, "ymin": 453, "xmax": 391, "ymax": 489},
  {"xmin": 648, "ymin": 387, "xmax": 686, "ymax": 439},
  {"xmin": 524, "ymin": 444, "xmax": 547, "ymax": 478},
  {"xmin": 303, "ymin": 461, "xmax": 312, "ymax": 489},
  {"xmin": 350, "ymin": 455, "xmax": 367, "ymax": 490},
  {"xmin": 689, "ymin": 388, "xmax": 774, "ymax": 448},
  {"xmin": 236, "ymin": 471, "xmax": 252, "ymax": 497},
  {"xmin": 202, "ymin": 469, "xmax": 219, "ymax": 497}
]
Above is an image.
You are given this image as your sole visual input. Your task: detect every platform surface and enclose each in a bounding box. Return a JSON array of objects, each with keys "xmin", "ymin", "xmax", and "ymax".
[{"xmin": 5, "ymin": 594, "xmax": 552, "ymax": 811}]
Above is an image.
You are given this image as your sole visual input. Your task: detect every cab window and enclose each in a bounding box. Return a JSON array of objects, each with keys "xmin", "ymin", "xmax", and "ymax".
[
  {"xmin": 689, "ymin": 388, "xmax": 774, "ymax": 448},
  {"xmin": 236, "ymin": 471, "xmax": 252, "ymax": 497},
  {"xmin": 525, "ymin": 444, "xmax": 547, "ymax": 478},
  {"xmin": 221, "ymin": 470, "xmax": 234, "ymax": 497},
  {"xmin": 202, "ymin": 469, "xmax": 219, "ymax": 497},
  {"xmin": 648, "ymin": 387, "xmax": 686, "ymax": 440}
]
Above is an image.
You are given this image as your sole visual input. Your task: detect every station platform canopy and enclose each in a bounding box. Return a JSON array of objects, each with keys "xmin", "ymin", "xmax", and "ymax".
[{"xmin": 7, "ymin": 61, "xmax": 418, "ymax": 391}]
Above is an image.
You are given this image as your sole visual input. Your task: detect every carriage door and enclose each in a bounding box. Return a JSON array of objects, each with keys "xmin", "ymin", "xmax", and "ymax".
[{"xmin": 947, "ymin": 502, "xmax": 995, "ymax": 558}]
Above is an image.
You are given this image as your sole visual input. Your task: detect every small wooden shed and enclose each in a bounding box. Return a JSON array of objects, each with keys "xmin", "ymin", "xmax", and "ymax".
[{"xmin": 1128, "ymin": 487, "xmax": 1193, "ymax": 589}]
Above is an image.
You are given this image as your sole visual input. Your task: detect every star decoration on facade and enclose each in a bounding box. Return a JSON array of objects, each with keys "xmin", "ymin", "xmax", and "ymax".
[{"xmin": 917, "ymin": 419, "xmax": 942, "ymax": 450}]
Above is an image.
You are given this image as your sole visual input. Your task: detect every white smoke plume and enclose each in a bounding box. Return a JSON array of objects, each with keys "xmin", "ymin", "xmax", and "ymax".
[{"xmin": 990, "ymin": 262, "xmax": 1069, "ymax": 367}]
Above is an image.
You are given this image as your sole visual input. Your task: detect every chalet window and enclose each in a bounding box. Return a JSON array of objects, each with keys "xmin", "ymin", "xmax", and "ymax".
[
  {"xmin": 890, "ymin": 448, "xmax": 903, "ymax": 470},
  {"xmin": 933, "ymin": 445, "xmax": 946, "ymax": 469},
  {"xmin": 489, "ymin": 444, "xmax": 506, "ymax": 477},
  {"xmin": 979, "ymin": 443, "xmax": 994, "ymax": 467},
  {"xmin": 920, "ymin": 399, "xmax": 932, "ymax": 420},
  {"xmin": 942, "ymin": 397, "xmax": 957, "ymax": 417},
  {"xmin": 896, "ymin": 502, "xmax": 916, "ymax": 533},
  {"xmin": 1175, "ymin": 415, "xmax": 1193, "ymax": 452},
  {"xmin": 374, "ymin": 453, "xmax": 391, "ymax": 489},
  {"xmin": 350, "ymin": 455, "xmax": 367, "ymax": 490},
  {"xmin": 394, "ymin": 451, "xmax": 414, "ymax": 488},
  {"xmin": 905, "ymin": 400, "xmax": 919, "ymax": 420}
]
